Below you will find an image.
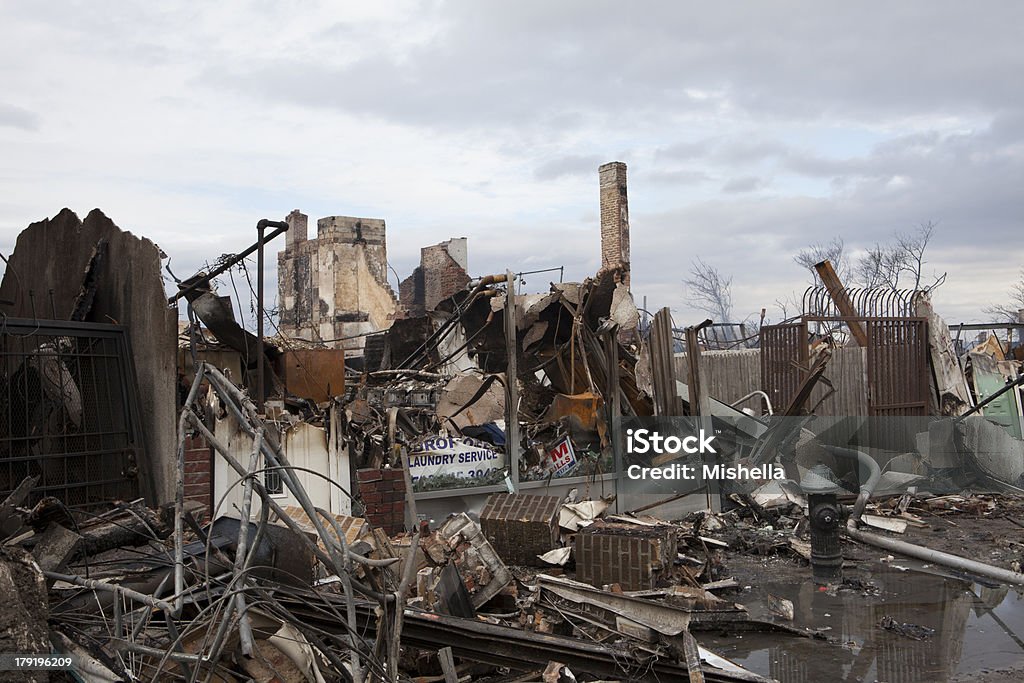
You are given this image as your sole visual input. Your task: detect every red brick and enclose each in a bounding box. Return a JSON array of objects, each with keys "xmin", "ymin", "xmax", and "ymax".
[
  {"xmin": 361, "ymin": 492, "xmax": 383, "ymax": 504},
  {"xmin": 184, "ymin": 483, "xmax": 209, "ymax": 498},
  {"xmin": 357, "ymin": 468, "xmax": 383, "ymax": 483},
  {"xmin": 184, "ymin": 461, "xmax": 207, "ymax": 473}
]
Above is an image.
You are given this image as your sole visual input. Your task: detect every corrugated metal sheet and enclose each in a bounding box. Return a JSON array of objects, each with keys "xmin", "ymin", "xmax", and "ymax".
[
  {"xmin": 675, "ymin": 347, "xmax": 869, "ymax": 417},
  {"xmin": 675, "ymin": 350, "xmax": 761, "ymax": 412},
  {"xmin": 812, "ymin": 347, "xmax": 869, "ymax": 417}
]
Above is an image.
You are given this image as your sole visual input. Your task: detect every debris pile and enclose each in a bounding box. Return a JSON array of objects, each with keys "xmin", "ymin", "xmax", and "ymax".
[{"xmin": 3, "ymin": 198, "xmax": 1024, "ymax": 682}]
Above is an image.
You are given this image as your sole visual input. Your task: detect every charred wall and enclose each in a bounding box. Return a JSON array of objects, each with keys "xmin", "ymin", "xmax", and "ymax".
[
  {"xmin": 0, "ymin": 208, "xmax": 179, "ymax": 503},
  {"xmin": 277, "ymin": 211, "xmax": 400, "ymax": 356}
]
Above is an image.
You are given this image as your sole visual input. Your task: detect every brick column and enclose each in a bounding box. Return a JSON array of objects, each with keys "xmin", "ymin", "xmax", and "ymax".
[
  {"xmin": 356, "ymin": 468, "xmax": 407, "ymax": 534},
  {"xmin": 285, "ymin": 209, "xmax": 308, "ymax": 252},
  {"xmin": 183, "ymin": 434, "xmax": 213, "ymax": 515},
  {"xmin": 599, "ymin": 161, "xmax": 630, "ymax": 288}
]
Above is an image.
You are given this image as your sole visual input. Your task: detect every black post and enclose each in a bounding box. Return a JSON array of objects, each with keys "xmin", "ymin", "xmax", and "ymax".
[
  {"xmin": 257, "ymin": 222, "xmax": 266, "ymax": 415},
  {"xmin": 253, "ymin": 219, "xmax": 289, "ymax": 415}
]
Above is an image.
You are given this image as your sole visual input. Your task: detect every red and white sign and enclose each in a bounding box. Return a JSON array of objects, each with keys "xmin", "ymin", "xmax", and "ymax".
[{"xmin": 547, "ymin": 437, "xmax": 577, "ymax": 476}]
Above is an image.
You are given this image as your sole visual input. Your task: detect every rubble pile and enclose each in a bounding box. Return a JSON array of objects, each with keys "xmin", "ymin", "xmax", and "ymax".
[{"xmin": 3, "ymin": 201, "xmax": 1024, "ymax": 681}]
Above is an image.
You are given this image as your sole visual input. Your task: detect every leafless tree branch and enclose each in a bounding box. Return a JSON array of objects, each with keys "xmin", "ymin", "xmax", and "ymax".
[{"xmin": 683, "ymin": 257, "xmax": 733, "ymax": 322}]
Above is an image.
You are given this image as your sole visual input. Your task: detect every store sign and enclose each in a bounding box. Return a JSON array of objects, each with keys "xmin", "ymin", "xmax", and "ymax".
[{"xmin": 407, "ymin": 435, "xmax": 505, "ymax": 482}]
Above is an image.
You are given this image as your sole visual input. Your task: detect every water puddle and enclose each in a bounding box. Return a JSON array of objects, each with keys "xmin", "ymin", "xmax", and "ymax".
[{"xmin": 701, "ymin": 563, "xmax": 1024, "ymax": 682}]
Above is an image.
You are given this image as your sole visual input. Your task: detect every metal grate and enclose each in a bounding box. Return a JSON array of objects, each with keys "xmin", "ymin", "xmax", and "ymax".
[{"xmin": 1, "ymin": 319, "xmax": 144, "ymax": 509}]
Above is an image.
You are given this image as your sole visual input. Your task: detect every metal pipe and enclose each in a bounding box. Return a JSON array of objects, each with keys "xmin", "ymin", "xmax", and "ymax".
[
  {"xmin": 167, "ymin": 219, "xmax": 288, "ymax": 305},
  {"xmin": 45, "ymin": 571, "xmax": 176, "ymax": 613},
  {"xmin": 820, "ymin": 444, "xmax": 881, "ymax": 527},
  {"xmin": 846, "ymin": 526, "xmax": 1024, "ymax": 585},
  {"xmin": 232, "ymin": 428, "xmax": 263, "ymax": 657},
  {"xmin": 827, "ymin": 442, "xmax": 1024, "ymax": 586},
  {"xmin": 173, "ymin": 364, "xmax": 208, "ymax": 616},
  {"xmin": 730, "ymin": 390, "xmax": 774, "ymax": 416},
  {"xmin": 254, "ymin": 220, "xmax": 287, "ymax": 414}
]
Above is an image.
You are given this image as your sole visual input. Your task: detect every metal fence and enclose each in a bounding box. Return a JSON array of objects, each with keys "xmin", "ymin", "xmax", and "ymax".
[{"xmin": 0, "ymin": 318, "xmax": 144, "ymax": 509}]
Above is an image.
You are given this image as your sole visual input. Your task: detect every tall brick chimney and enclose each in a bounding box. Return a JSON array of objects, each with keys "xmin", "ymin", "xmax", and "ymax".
[
  {"xmin": 599, "ymin": 161, "xmax": 630, "ymax": 288},
  {"xmin": 285, "ymin": 209, "xmax": 308, "ymax": 252}
]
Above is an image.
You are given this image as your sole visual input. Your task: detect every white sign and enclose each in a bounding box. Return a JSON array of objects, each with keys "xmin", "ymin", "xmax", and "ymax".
[
  {"xmin": 547, "ymin": 436, "xmax": 577, "ymax": 476},
  {"xmin": 407, "ymin": 435, "xmax": 505, "ymax": 483}
]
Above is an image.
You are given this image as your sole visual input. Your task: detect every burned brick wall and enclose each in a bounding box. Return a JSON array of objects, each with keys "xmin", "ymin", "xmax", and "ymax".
[
  {"xmin": 399, "ymin": 238, "xmax": 470, "ymax": 318},
  {"xmin": 599, "ymin": 161, "xmax": 630, "ymax": 289},
  {"xmin": 277, "ymin": 211, "xmax": 400, "ymax": 356}
]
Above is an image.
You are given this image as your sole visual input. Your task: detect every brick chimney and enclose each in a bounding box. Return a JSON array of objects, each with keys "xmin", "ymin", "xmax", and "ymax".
[
  {"xmin": 599, "ymin": 161, "xmax": 630, "ymax": 288},
  {"xmin": 285, "ymin": 209, "xmax": 308, "ymax": 252}
]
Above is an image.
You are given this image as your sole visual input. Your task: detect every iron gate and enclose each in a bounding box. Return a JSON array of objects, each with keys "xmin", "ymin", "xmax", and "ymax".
[
  {"xmin": 0, "ymin": 318, "xmax": 145, "ymax": 509},
  {"xmin": 865, "ymin": 318, "xmax": 930, "ymax": 417}
]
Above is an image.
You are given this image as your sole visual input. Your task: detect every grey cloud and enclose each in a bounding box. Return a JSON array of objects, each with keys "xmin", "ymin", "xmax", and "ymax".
[
  {"xmin": 721, "ymin": 176, "xmax": 765, "ymax": 193},
  {"xmin": 656, "ymin": 140, "xmax": 713, "ymax": 161},
  {"xmin": 0, "ymin": 104, "xmax": 39, "ymax": 131},
  {"xmin": 643, "ymin": 169, "xmax": 713, "ymax": 186},
  {"xmin": 196, "ymin": 2, "xmax": 1024, "ymax": 132},
  {"xmin": 534, "ymin": 154, "xmax": 604, "ymax": 180}
]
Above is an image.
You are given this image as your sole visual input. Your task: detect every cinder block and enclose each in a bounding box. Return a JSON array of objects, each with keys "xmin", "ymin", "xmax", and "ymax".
[
  {"xmin": 576, "ymin": 521, "xmax": 677, "ymax": 590},
  {"xmin": 479, "ymin": 493, "xmax": 561, "ymax": 566}
]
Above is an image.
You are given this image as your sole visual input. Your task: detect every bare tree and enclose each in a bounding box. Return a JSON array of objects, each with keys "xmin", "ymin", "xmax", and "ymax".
[
  {"xmin": 894, "ymin": 221, "xmax": 946, "ymax": 291},
  {"xmin": 794, "ymin": 237, "xmax": 849, "ymax": 285},
  {"xmin": 984, "ymin": 268, "xmax": 1024, "ymax": 322},
  {"xmin": 684, "ymin": 258, "xmax": 733, "ymax": 322},
  {"xmin": 854, "ymin": 242, "xmax": 903, "ymax": 289},
  {"xmin": 849, "ymin": 221, "xmax": 946, "ymax": 291}
]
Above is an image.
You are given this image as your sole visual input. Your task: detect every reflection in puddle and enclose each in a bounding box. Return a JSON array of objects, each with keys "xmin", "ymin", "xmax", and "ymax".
[{"xmin": 701, "ymin": 564, "xmax": 1024, "ymax": 682}]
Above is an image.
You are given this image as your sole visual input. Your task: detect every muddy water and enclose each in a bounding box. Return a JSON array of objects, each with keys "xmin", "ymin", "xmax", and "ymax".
[{"xmin": 701, "ymin": 562, "xmax": 1024, "ymax": 683}]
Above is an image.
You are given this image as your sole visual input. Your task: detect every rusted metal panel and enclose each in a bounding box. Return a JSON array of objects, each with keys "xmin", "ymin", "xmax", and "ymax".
[
  {"xmin": 865, "ymin": 318, "xmax": 930, "ymax": 417},
  {"xmin": 282, "ymin": 349, "xmax": 345, "ymax": 402},
  {"xmin": 760, "ymin": 322, "xmax": 808, "ymax": 414}
]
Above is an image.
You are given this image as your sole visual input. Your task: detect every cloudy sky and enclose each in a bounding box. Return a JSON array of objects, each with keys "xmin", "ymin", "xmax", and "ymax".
[{"xmin": 1, "ymin": 2, "xmax": 1022, "ymax": 327}]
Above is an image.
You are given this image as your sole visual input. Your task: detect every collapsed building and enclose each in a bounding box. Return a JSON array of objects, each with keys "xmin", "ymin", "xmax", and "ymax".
[{"xmin": 2, "ymin": 162, "xmax": 1024, "ymax": 681}]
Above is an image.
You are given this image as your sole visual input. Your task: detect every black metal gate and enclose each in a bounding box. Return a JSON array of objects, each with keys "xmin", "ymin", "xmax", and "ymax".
[{"xmin": 1, "ymin": 319, "xmax": 145, "ymax": 509}]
